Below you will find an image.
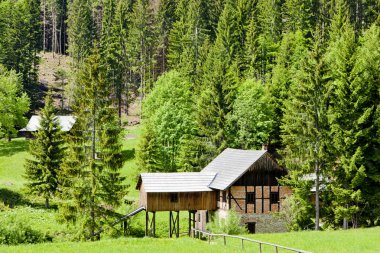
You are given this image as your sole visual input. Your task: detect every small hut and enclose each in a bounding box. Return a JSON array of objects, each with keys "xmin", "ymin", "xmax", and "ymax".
[{"xmin": 19, "ymin": 115, "xmax": 76, "ymax": 138}]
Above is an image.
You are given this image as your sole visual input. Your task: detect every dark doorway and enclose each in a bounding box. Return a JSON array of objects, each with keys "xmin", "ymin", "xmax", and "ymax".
[{"xmin": 246, "ymin": 222, "xmax": 256, "ymax": 233}]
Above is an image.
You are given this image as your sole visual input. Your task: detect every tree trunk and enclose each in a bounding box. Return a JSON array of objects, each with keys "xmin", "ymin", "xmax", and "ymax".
[
  {"xmin": 45, "ymin": 197, "xmax": 50, "ymax": 208},
  {"xmin": 315, "ymin": 158, "xmax": 320, "ymax": 231}
]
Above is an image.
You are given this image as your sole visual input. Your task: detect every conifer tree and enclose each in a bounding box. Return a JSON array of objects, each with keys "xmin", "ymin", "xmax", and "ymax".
[
  {"xmin": 281, "ymin": 35, "xmax": 331, "ymax": 231},
  {"xmin": 25, "ymin": 91, "xmax": 64, "ymax": 208},
  {"xmin": 100, "ymin": 0, "xmax": 131, "ymax": 125},
  {"xmin": 59, "ymin": 50, "xmax": 125, "ymax": 240},
  {"xmin": 326, "ymin": 21, "xmax": 380, "ymax": 228},
  {"xmin": 67, "ymin": 0, "xmax": 94, "ymax": 67}
]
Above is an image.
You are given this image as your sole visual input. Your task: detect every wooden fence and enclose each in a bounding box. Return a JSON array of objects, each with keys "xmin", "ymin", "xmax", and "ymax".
[{"xmin": 191, "ymin": 228, "xmax": 311, "ymax": 253}]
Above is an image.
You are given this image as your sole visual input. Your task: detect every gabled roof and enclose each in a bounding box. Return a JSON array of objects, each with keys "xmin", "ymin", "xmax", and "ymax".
[
  {"xmin": 138, "ymin": 172, "xmax": 216, "ymax": 193},
  {"xmin": 20, "ymin": 115, "xmax": 76, "ymax": 132},
  {"xmin": 201, "ymin": 148, "xmax": 268, "ymax": 190}
]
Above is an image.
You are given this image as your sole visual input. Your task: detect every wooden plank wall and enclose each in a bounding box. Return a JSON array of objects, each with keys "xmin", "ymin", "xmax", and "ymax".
[{"xmin": 145, "ymin": 191, "xmax": 217, "ymax": 211}]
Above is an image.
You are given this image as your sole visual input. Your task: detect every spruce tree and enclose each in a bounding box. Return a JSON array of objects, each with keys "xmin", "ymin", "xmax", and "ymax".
[
  {"xmin": 327, "ymin": 22, "xmax": 380, "ymax": 228},
  {"xmin": 25, "ymin": 91, "xmax": 64, "ymax": 208},
  {"xmin": 67, "ymin": 0, "xmax": 94, "ymax": 67},
  {"xmin": 59, "ymin": 50, "xmax": 125, "ymax": 240},
  {"xmin": 281, "ymin": 35, "xmax": 331, "ymax": 231}
]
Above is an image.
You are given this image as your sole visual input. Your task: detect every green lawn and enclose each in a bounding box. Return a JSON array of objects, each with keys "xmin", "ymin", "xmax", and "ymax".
[
  {"xmin": 0, "ymin": 138, "xmax": 30, "ymax": 191},
  {"xmin": 208, "ymin": 227, "xmax": 380, "ymax": 253},
  {"xmin": 1, "ymin": 227, "xmax": 379, "ymax": 253}
]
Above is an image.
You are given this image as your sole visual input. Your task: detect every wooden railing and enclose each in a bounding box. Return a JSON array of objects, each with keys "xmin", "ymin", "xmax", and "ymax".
[{"xmin": 191, "ymin": 228, "xmax": 311, "ymax": 253}]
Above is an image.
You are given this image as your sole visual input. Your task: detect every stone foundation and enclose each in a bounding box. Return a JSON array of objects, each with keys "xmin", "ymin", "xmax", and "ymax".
[{"xmin": 240, "ymin": 213, "xmax": 287, "ymax": 233}]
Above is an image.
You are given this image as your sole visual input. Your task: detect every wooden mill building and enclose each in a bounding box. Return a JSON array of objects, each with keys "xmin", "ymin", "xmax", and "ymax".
[{"xmin": 137, "ymin": 148, "xmax": 291, "ymax": 237}]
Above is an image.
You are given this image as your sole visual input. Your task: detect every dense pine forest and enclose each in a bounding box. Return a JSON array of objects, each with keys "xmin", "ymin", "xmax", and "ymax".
[{"xmin": 0, "ymin": 0, "xmax": 379, "ymax": 243}]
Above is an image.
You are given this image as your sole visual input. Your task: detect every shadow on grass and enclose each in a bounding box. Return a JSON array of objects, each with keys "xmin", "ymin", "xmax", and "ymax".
[
  {"xmin": 0, "ymin": 188, "xmax": 58, "ymax": 210},
  {"xmin": 122, "ymin": 148, "xmax": 135, "ymax": 161},
  {"xmin": 0, "ymin": 139, "xmax": 29, "ymax": 157}
]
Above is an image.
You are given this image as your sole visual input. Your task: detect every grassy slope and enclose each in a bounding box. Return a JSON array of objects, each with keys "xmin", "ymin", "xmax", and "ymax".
[{"xmin": 1, "ymin": 227, "xmax": 380, "ymax": 253}]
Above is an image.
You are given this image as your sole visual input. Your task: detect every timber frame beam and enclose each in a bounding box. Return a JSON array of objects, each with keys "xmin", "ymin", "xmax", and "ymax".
[
  {"xmin": 145, "ymin": 211, "xmax": 156, "ymax": 237},
  {"xmin": 169, "ymin": 211, "xmax": 180, "ymax": 238}
]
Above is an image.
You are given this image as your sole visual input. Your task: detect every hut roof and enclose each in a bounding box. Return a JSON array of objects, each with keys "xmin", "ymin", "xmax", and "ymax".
[
  {"xmin": 201, "ymin": 148, "xmax": 269, "ymax": 190},
  {"xmin": 20, "ymin": 115, "xmax": 76, "ymax": 132},
  {"xmin": 138, "ymin": 172, "xmax": 216, "ymax": 193}
]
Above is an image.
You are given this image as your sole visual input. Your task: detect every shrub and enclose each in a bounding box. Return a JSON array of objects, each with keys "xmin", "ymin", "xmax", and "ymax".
[
  {"xmin": 0, "ymin": 216, "xmax": 51, "ymax": 245},
  {"xmin": 207, "ymin": 210, "xmax": 247, "ymax": 235}
]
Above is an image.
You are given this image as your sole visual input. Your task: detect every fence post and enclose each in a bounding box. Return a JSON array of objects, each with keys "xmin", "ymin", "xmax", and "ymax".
[
  {"xmin": 241, "ymin": 239, "xmax": 244, "ymax": 250},
  {"xmin": 274, "ymin": 246, "xmax": 278, "ymax": 253},
  {"xmin": 259, "ymin": 243, "xmax": 262, "ymax": 253},
  {"xmin": 208, "ymin": 234, "xmax": 210, "ymax": 244},
  {"xmin": 224, "ymin": 235, "xmax": 226, "ymax": 246}
]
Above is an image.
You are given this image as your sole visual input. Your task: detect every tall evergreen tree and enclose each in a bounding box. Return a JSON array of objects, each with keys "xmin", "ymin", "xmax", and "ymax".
[
  {"xmin": 59, "ymin": 50, "xmax": 125, "ymax": 240},
  {"xmin": 25, "ymin": 92, "xmax": 64, "ymax": 208},
  {"xmin": 281, "ymin": 35, "xmax": 331, "ymax": 230},
  {"xmin": 67, "ymin": 0, "xmax": 94, "ymax": 67}
]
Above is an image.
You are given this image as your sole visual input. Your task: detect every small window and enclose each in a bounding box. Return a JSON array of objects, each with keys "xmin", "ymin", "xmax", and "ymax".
[
  {"xmin": 222, "ymin": 191, "xmax": 227, "ymax": 202},
  {"xmin": 246, "ymin": 192, "xmax": 255, "ymax": 204},
  {"xmin": 270, "ymin": 192, "xmax": 279, "ymax": 204},
  {"xmin": 170, "ymin": 193, "xmax": 178, "ymax": 203}
]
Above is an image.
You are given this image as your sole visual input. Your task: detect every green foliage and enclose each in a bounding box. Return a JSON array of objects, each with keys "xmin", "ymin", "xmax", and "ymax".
[
  {"xmin": 0, "ymin": 65, "xmax": 30, "ymax": 140},
  {"xmin": 25, "ymin": 91, "xmax": 65, "ymax": 208},
  {"xmin": 0, "ymin": 216, "xmax": 51, "ymax": 245},
  {"xmin": 227, "ymin": 79, "xmax": 274, "ymax": 149},
  {"xmin": 138, "ymin": 70, "xmax": 197, "ymax": 172},
  {"xmin": 207, "ymin": 210, "xmax": 247, "ymax": 235}
]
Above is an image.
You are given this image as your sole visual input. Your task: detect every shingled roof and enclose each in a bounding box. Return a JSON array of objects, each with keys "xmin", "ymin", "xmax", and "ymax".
[
  {"xmin": 201, "ymin": 148, "xmax": 267, "ymax": 190},
  {"xmin": 138, "ymin": 172, "xmax": 216, "ymax": 192},
  {"xmin": 20, "ymin": 115, "xmax": 76, "ymax": 132}
]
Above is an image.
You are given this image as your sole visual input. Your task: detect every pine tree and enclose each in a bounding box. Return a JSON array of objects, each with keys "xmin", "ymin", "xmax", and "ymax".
[
  {"xmin": 324, "ymin": 7, "xmax": 362, "ymax": 229},
  {"xmin": 100, "ymin": 0, "xmax": 131, "ymax": 125},
  {"xmin": 269, "ymin": 31, "xmax": 309, "ymax": 150},
  {"xmin": 281, "ymin": 35, "xmax": 331, "ymax": 231},
  {"xmin": 59, "ymin": 50, "xmax": 125, "ymax": 240},
  {"xmin": 25, "ymin": 91, "xmax": 64, "ymax": 208},
  {"xmin": 326, "ymin": 22, "xmax": 380, "ymax": 228},
  {"xmin": 67, "ymin": 0, "xmax": 94, "ymax": 67}
]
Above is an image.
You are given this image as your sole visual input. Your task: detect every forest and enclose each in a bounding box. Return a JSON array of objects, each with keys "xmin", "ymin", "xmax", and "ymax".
[{"xmin": 0, "ymin": 0, "xmax": 379, "ymax": 243}]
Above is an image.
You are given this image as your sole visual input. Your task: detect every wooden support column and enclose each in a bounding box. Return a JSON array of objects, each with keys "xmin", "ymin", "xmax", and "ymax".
[
  {"xmin": 169, "ymin": 211, "xmax": 172, "ymax": 238},
  {"xmin": 245, "ymin": 181, "xmax": 247, "ymax": 213},
  {"xmin": 145, "ymin": 211, "xmax": 149, "ymax": 237},
  {"xmin": 145, "ymin": 211, "xmax": 156, "ymax": 237},
  {"xmin": 169, "ymin": 211, "xmax": 180, "ymax": 238},
  {"xmin": 176, "ymin": 211, "xmax": 179, "ymax": 238}
]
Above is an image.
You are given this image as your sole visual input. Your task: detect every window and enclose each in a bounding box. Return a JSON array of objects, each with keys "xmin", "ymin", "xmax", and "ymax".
[
  {"xmin": 170, "ymin": 193, "xmax": 178, "ymax": 203},
  {"xmin": 222, "ymin": 191, "xmax": 227, "ymax": 202},
  {"xmin": 270, "ymin": 192, "xmax": 279, "ymax": 204},
  {"xmin": 246, "ymin": 192, "xmax": 255, "ymax": 204}
]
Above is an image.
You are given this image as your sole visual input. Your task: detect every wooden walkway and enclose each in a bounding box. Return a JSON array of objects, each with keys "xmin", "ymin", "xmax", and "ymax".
[{"xmin": 191, "ymin": 228, "xmax": 311, "ymax": 253}]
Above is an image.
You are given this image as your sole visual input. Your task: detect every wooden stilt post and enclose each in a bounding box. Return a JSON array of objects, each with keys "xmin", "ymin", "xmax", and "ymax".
[
  {"xmin": 169, "ymin": 211, "xmax": 172, "ymax": 238},
  {"xmin": 188, "ymin": 211, "xmax": 191, "ymax": 237},
  {"xmin": 152, "ymin": 211, "xmax": 156, "ymax": 237},
  {"xmin": 145, "ymin": 211, "xmax": 149, "ymax": 237},
  {"xmin": 176, "ymin": 211, "xmax": 179, "ymax": 238}
]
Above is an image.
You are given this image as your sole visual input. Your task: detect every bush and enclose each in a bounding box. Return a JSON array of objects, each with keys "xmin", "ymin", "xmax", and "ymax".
[
  {"xmin": 0, "ymin": 216, "xmax": 51, "ymax": 245},
  {"xmin": 207, "ymin": 210, "xmax": 247, "ymax": 235}
]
